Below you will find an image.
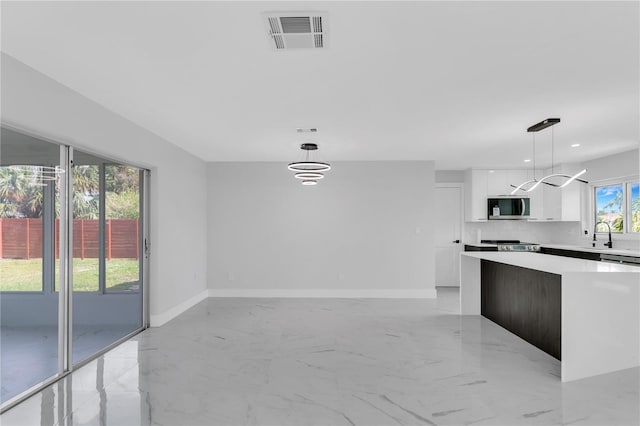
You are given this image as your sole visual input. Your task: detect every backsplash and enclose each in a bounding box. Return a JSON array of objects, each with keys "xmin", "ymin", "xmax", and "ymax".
[
  {"xmin": 464, "ymin": 221, "xmax": 640, "ymax": 251},
  {"xmin": 464, "ymin": 221, "xmax": 582, "ymax": 245}
]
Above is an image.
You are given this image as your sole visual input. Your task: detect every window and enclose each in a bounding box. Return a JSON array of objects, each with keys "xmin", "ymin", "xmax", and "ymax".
[
  {"xmin": 595, "ymin": 183, "xmax": 624, "ymax": 232},
  {"xmin": 51, "ymin": 163, "xmax": 143, "ymax": 293},
  {"xmin": 630, "ymin": 183, "xmax": 639, "ymax": 232},
  {"xmin": 0, "ymin": 166, "xmax": 47, "ymax": 292},
  {"xmin": 104, "ymin": 164, "xmax": 141, "ymax": 293},
  {"xmin": 72, "ymin": 164, "xmax": 101, "ymax": 292},
  {"xmin": 594, "ymin": 180, "xmax": 640, "ymax": 234}
]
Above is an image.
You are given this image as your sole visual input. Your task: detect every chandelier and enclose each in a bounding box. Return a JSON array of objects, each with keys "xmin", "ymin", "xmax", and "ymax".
[
  {"xmin": 9, "ymin": 165, "xmax": 65, "ymax": 187},
  {"xmin": 510, "ymin": 118, "xmax": 587, "ymax": 194},
  {"xmin": 287, "ymin": 143, "xmax": 331, "ymax": 186}
]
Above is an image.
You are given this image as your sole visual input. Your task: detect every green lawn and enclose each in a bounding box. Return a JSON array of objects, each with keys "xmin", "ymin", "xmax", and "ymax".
[{"xmin": 0, "ymin": 258, "xmax": 140, "ymax": 292}]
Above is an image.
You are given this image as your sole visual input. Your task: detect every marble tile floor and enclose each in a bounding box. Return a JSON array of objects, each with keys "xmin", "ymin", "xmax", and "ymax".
[
  {"xmin": 1, "ymin": 324, "xmax": 139, "ymax": 404},
  {"xmin": 1, "ymin": 288, "xmax": 639, "ymax": 426}
]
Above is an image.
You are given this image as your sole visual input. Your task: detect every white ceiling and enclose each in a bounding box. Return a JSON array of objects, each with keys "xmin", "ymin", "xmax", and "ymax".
[{"xmin": 1, "ymin": 1, "xmax": 638, "ymax": 169}]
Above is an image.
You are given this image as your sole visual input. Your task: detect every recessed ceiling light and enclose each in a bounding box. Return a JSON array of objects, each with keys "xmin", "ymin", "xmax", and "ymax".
[
  {"xmin": 524, "ymin": 159, "xmax": 531, "ymax": 163},
  {"xmin": 489, "ymin": 170, "xmax": 495, "ymax": 173},
  {"xmin": 571, "ymin": 143, "xmax": 581, "ymax": 148}
]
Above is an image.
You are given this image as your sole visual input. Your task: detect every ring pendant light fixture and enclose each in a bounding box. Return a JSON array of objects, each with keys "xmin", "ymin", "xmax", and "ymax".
[
  {"xmin": 510, "ymin": 118, "xmax": 588, "ymax": 194},
  {"xmin": 9, "ymin": 165, "xmax": 66, "ymax": 187},
  {"xmin": 288, "ymin": 143, "xmax": 331, "ymax": 185}
]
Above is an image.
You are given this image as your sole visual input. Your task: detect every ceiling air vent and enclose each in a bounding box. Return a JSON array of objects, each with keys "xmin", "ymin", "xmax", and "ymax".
[{"xmin": 264, "ymin": 12, "xmax": 328, "ymax": 50}]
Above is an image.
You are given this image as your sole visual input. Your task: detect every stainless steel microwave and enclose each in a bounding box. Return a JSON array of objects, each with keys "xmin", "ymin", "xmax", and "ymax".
[{"xmin": 487, "ymin": 197, "xmax": 530, "ymax": 220}]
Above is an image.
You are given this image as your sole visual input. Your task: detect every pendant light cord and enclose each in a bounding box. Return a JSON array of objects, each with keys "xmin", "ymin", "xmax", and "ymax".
[
  {"xmin": 532, "ymin": 133, "xmax": 536, "ymax": 181},
  {"xmin": 551, "ymin": 126, "xmax": 555, "ymax": 174}
]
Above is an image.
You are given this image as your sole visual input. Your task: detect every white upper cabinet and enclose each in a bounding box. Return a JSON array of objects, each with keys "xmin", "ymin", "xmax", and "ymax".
[
  {"xmin": 487, "ymin": 169, "xmax": 528, "ymax": 196},
  {"xmin": 561, "ymin": 182, "xmax": 582, "ymax": 221},
  {"xmin": 507, "ymin": 169, "xmax": 528, "ymax": 195},
  {"xmin": 464, "ymin": 169, "xmax": 488, "ymax": 222},
  {"xmin": 542, "ymin": 180, "xmax": 562, "ymax": 220},
  {"xmin": 487, "ymin": 171, "xmax": 508, "ymax": 196},
  {"xmin": 525, "ymin": 169, "xmax": 544, "ymax": 220},
  {"xmin": 553, "ymin": 164, "xmax": 582, "ymax": 221},
  {"xmin": 533, "ymin": 165, "xmax": 582, "ymax": 221}
]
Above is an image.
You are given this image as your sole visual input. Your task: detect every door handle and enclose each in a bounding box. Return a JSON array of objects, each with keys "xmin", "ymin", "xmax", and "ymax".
[{"xmin": 452, "ymin": 239, "xmax": 460, "ymax": 244}]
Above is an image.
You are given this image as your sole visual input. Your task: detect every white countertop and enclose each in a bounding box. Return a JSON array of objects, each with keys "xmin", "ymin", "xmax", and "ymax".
[
  {"xmin": 540, "ymin": 244, "xmax": 640, "ymax": 258},
  {"xmin": 463, "ymin": 243, "xmax": 640, "ymax": 257},
  {"xmin": 461, "ymin": 251, "xmax": 640, "ymax": 274}
]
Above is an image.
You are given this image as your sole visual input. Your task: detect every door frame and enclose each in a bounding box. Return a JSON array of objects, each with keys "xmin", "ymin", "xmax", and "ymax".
[
  {"xmin": 0, "ymin": 124, "xmax": 151, "ymax": 413},
  {"xmin": 435, "ymin": 182, "xmax": 465, "ymax": 287}
]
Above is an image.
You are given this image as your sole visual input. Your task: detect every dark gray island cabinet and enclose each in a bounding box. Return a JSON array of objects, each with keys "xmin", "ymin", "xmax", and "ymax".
[
  {"xmin": 481, "ymin": 260, "xmax": 561, "ymax": 360},
  {"xmin": 460, "ymin": 252, "xmax": 640, "ymax": 382}
]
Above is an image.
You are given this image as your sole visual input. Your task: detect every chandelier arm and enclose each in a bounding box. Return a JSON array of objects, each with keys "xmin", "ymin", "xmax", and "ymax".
[
  {"xmin": 510, "ymin": 179, "xmax": 537, "ymax": 195},
  {"xmin": 558, "ymin": 169, "xmax": 587, "ymax": 188},
  {"xmin": 525, "ymin": 180, "xmax": 544, "ymax": 192},
  {"xmin": 287, "ymin": 162, "xmax": 331, "ymax": 172},
  {"xmin": 528, "ymin": 171, "xmax": 588, "ymax": 191},
  {"xmin": 9, "ymin": 165, "xmax": 66, "ymax": 174},
  {"xmin": 527, "ymin": 173, "xmax": 567, "ymax": 192}
]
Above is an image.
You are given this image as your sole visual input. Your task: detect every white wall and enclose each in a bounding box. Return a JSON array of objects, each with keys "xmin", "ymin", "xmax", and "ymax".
[
  {"xmin": 1, "ymin": 53, "xmax": 208, "ymax": 325},
  {"xmin": 582, "ymin": 148, "xmax": 639, "ymax": 182},
  {"xmin": 435, "ymin": 170, "xmax": 464, "ymax": 183},
  {"xmin": 207, "ymin": 161, "xmax": 436, "ymax": 298}
]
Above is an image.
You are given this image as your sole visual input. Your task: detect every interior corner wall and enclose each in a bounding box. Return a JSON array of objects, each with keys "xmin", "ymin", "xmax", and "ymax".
[
  {"xmin": 582, "ymin": 148, "xmax": 640, "ymax": 182},
  {"xmin": 1, "ymin": 53, "xmax": 208, "ymax": 325},
  {"xmin": 207, "ymin": 161, "xmax": 436, "ymax": 298}
]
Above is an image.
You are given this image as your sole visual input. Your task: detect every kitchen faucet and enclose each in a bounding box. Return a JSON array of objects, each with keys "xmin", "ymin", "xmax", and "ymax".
[{"xmin": 593, "ymin": 221, "xmax": 613, "ymax": 249}]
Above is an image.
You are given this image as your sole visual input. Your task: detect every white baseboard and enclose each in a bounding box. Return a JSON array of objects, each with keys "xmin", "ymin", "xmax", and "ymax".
[
  {"xmin": 208, "ymin": 288, "xmax": 437, "ymax": 299},
  {"xmin": 150, "ymin": 289, "xmax": 209, "ymax": 327}
]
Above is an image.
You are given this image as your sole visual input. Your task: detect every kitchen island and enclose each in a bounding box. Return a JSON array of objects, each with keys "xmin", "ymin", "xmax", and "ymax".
[{"xmin": 460, "ymin": 251, "xmax": 640, "ymax": 382}]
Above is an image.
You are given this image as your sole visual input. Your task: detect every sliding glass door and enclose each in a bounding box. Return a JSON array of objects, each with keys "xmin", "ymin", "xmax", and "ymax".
[
  {"xmin": 0, "ymin": 128, "xmax": 62, "ymax": 405},
  {"xmin": 71, "ymin": 151, "xmax": 143, "ymax": 365},
  {"xmin": 0, "ymin": 128, "xmax": 148, "ymax": 411}
]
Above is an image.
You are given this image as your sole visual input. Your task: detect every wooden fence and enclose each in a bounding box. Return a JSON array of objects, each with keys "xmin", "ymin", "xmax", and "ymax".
[{"xmin": 0, "ymin": 218, "xmax": 139, "ymax": 260}]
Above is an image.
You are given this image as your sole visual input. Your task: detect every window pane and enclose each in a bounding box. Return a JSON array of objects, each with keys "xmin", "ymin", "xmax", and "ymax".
[
  {"xmin": 72, "ymin": 164, "xmax": 100, "ymax": 291},
  {"xmin": 0, "ymin": 127, "xmax": 61, "ymax": 406},
  {"xmin": 0, "ymin": 166, "xmax": 44, "ymax": 292},
  {"xmin": 105, "ymin": 165, "xmax": 140, "ymax": 293},
  {"xmin": 631, "ymin": 182, "xmax": 640, "ymax": 233},
  {"xmin": 72, "ymin": 159, "xmax": 143, "ymax": 365},
  {"xmin": 595, "ymin": 184, "xmax": 624, "ymax": 232}
]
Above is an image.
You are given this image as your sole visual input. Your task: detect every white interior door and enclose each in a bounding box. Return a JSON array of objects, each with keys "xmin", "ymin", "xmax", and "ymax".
[{"xmin": 435, "ymin": 185, "xmax": 463, "ymax": 287}]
